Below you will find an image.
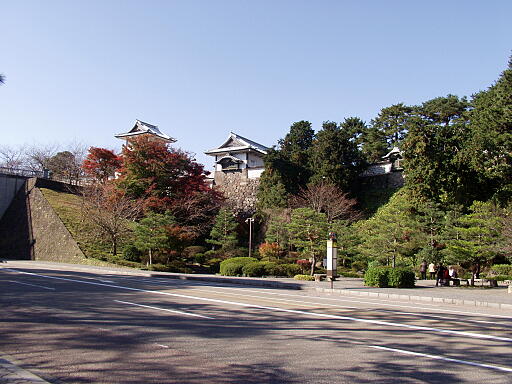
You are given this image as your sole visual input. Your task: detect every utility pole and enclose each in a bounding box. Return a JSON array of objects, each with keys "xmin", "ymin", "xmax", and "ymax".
[{"xmin": 245, "ymin": 217, "xmax": 254, "ymax": 257}]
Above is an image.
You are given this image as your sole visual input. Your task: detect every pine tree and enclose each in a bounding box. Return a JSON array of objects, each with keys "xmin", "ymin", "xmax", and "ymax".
[
  {"xmin": 207, "ymin": 208, "xmax": 238, "ymax": 251},
  {"xmin": 287, "ymin": 208, "xmax": 328, "ymax": 275},
  {"xmin": 466, "ymin": 58, "xmax": 512, "ymax": 203},
  {"xmin": 445, "ymin": 202, "xmax": 503, "ymax": 285},
  {"xmin": 309, "ymin": 121, "xmax": 365, "ymax": 192}
]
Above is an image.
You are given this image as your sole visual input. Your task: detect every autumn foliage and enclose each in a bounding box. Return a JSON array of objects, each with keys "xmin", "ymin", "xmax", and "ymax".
[
  {"xmin": 83, "ymin": 147, "xmax": 122, "ymax": 182},
  {"xmin": 117, "ymin": 136, "xmax": 222, "ymax": 239}
]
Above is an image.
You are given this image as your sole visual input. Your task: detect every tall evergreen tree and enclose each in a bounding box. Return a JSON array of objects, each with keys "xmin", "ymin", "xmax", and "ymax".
[
  {"xmin": 309, "ymin": 121, "xmax": 365, "ymax": 192},
  {"xmin": 258, "ymin": 121, "xmax": 314, "ymax": 208},
  {"xmin": 402, "ymin": 95, "xmax": 474, "ymax": 207},
  {"xmin": 371, "ymin": 103, "xmax": 413, "ymax": 147},
  {"xmin": 466, "ymin": 58, "xmax": 512, "ymax": 204}
]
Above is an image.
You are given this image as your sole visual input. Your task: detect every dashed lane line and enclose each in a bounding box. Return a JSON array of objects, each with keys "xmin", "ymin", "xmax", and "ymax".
[
  {"xmin": 114, "ymin": 299, "xmax": 214, "ymax": 319},
  {"xmin": 7, "ymin": 280, "xmax": 55, "ymax": 290}
]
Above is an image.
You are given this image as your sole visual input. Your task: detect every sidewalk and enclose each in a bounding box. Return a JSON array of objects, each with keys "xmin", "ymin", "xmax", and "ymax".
[
  {"xmin": 0, "ymin": 356, "xmax": 49, "ymax": 384},
  {"xmin": 3, "ymin": 260, "xmax": 512, "ymax": 310}
]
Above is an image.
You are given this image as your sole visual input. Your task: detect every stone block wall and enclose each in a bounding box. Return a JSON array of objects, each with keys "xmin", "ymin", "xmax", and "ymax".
[
  {"xmin": 214, "ymin": 172, "xmax": 260, "ymax": 217},
  {"xmin": 359, "ymin": 170, "xmax": 404, "ymax": 190}
]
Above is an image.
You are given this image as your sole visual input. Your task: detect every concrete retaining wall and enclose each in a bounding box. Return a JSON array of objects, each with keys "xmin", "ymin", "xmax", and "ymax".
[
  {"xmin": 0, "ymin": 178, "xmax": 86, "ymax": 262},
  {"xmin": 0, "ymin": 174, "xmax": 26, "ymax": 221}
]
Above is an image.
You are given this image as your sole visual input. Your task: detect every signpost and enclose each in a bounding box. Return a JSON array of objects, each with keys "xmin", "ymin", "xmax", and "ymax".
[{"xmin": 326, "ymin": 232, "xmax": 338, "ymax": 289}]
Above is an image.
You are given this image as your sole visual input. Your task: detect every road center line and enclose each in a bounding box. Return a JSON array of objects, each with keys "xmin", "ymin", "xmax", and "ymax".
[
  {"xmin": 5, "ymin": 268, "xmax": 512, "ymax": 343},
  {"xmin": 114, "ymin": 300, "xmax": 214, "ymax": 319},
  {"xmin": 368, "ymin": 345, "xmax": 512, "ymax": 373},
  {"xmin": 8, "ymin": 280, "xmax": 55, "ymax": 290}
]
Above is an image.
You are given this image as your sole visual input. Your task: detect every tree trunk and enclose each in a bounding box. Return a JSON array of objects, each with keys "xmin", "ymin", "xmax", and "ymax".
[
  {"xmin": 310, "ymin": 255, "xmax": 315, "ymax": 276},
  {"xmin": 149, "ymin": 249, "xmax": 153, "ymax": 266}
]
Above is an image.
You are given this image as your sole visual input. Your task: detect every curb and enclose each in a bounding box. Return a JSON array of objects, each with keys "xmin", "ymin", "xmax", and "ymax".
[
  {"xmin": 308, "ymin": 286, "xmax": 512, "ymax": 311},
  {"xmin": 0, "ymin": 355, "xmax": 50, "ymax": 383}
]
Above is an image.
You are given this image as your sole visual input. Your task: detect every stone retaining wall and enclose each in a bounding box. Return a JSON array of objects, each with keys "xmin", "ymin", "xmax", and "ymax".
[{"xmin": 214, "ymin": 172, "xmax": 259, "ymax": 217}]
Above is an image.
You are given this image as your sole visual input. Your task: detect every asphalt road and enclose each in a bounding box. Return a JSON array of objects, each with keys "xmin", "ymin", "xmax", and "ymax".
[{"xmin": 1, "ymin": 264, "xmax": 512, "ymax": 384}]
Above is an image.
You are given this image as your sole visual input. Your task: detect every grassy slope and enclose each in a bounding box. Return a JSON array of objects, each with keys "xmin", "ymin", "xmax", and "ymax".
[{"xmin": 40, "ymin": 188, "xmax": 134, "ymax": 267}]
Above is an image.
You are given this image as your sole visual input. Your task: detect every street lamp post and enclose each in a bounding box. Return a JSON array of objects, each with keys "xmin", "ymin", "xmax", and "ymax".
[{"xmin": 245, "ymin": 217, "xmax": 255, "ymax": 257}]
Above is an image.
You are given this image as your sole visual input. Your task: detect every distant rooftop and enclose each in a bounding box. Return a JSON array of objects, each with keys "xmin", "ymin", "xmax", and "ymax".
[
  {"xmin": 205, "ymin": 132, "xmax": 269, "ymax": 155},
  {"xmin": 115, "ymin": 120, "xmax": 176, "ymax": 143}
]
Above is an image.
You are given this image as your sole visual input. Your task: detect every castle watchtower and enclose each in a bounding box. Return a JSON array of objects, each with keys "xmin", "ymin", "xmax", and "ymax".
[
  {"xmin": 205, "ymin": 132, "xmax": 268, "ymax": 186},
  {"xmin": 205, "ymin": 132, "xmax": 269, "ymax": 215},
  {"xmin": 115, "ymin": 120, "xmax": 176, "ymax": 147}
]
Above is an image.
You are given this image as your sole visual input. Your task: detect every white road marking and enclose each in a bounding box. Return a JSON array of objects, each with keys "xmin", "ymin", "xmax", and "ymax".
[
  {"xmin": 114, "ymin": 300, "xmax": 214, "ymax": 319},
  {"xmin": 368, "ymin": 345, "xmax": 512, "ymax": 373},
  {"xmin": 8, "ymin": 280, "xmax": 55, "ymax": 290},
  {"xmin": 155, "ymin": 344, "xmax": 169, "ymax": 349},
  {"xmin": 5, "ymin": 268, "xmax": 512, "ymax": 344},
  {"xmin": 183, "ymin": 287, "xmax": 504, "ymax": 326},
  {"xmin": 176, "ymin": 282, "xmax": 512, "ymax": 320},
  {"xmin": 117, "ymin": 277, "xmax": 512, "ymax": 325}
]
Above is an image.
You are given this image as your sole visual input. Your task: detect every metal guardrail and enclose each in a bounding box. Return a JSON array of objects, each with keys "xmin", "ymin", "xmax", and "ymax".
[{"xmin": 0, "ymin": 167, "xmax": 47, "ymax": 178}]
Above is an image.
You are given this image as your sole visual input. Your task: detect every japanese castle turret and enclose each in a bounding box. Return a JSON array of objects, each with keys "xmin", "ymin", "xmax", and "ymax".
[
  {"xmin": 205, "ymin": 132, "xmax": 269, "ymax": 185},
  {"xmin": 115, "ymin": 120, "xmax": 176, "ymax": 146},
  {"xmin": 205, "ymin": 132, "xmax": 269, "ymax": 215}
]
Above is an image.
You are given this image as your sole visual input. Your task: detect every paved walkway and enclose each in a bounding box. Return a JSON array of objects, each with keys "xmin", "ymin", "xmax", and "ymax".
[{"xmin": 0, "ymin": 356, "xmax": 49, "ymax": 384}]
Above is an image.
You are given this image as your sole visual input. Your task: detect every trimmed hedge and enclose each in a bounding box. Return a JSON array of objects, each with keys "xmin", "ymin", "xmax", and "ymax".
[
  {"xmin": 388, "ymin": 268, "xmax": 415, "ymax": 288},
  {"xmin": 280, "ymin": 263, "xmax": 302, "ymax": 277},
  {"xmin": 294, "ymin": 274, "xmax": 315, "ymax": 281},
  {"xmin": 242, "ymin": 261, "xmax": 267, "ymax": 277},
  {"xmin": 364, "ymin": 266, "xmax": 415, "ymax": 288},
  {"xmin": 364, "ymin": 266, "xmax": 390, "ymax": 287},
  {"xmin": 219, "ymin": 257, "xmax": 258, "ymax": 276}
]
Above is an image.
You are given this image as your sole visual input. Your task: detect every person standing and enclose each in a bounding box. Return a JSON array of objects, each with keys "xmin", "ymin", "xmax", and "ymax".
[
  {"xmin": 436, "ymin": 263, "xmax": 446, "ymax": 287},
  {"xmin": 428, "ymin": 262, "xmax": 436, "ymax": 279},
  {"xmin": 419, "ymin": 260, "xmax": 427, "ymax": 280}
]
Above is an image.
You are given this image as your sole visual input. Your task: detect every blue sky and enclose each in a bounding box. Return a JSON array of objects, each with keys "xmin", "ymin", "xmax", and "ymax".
[{"xmin": 1, "ymin": 0, "xmax": 511, "ymax": 169}]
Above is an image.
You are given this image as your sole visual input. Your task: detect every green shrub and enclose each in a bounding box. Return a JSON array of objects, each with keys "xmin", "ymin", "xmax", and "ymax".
[
  {"xmin": 242, "ymin": 261, "xmax": 267, "ymax": 277},
  {"xmin": 219, "ymin": 257, "xmax": 258, "ymax": 276},
  {"xmin": 147, "ymin": 263, "xmax": 171, "ymax": 272},
  {"xmin": 388, "ymin": 268, "xmax": 416, "ymax": 288},
  {"xmin": 263, "ymin": 261, "xmax": 281, "ymax": 276},
  {"xmin": 339, "ymin": 271, "xmax": 361, "ymax": 278},
  {"xmin": 194, "ymin": 253, "xmax": 206, "ymax": 264},
  {"xmin": 488, "ymin": 275, "xmax": 512, "ymax": 281},
  {"xmin": 280, "ymin": 263, "xmax": 302, "ymax": 277},
  {"xmin": 123, "ymin": 245, "xmax": 142, "ymax": 262},
  {"xmin": 112, "ymin": 258, "xmax": 142, "ymax": 268},
  {"xmin": 350, "ymin": 261, "xmax": 366, "ymax": 272},
  {"xmin": 206, "ymin": 257, "xmax": 224, "ymax": 273},
  {"xmin": 364, "ymin": 266, "xmax": 390, "ymax": 287},
  {"xmin": 182, "ymin": 246, "xmax": 207, "ymax": 260},
  {"xmin": 294, "ymin": 274, "xmax": 315, "ymax": 281},
  {"xmin": 489, "ymin": 264, "xmax": 512, "ymax": 276}
]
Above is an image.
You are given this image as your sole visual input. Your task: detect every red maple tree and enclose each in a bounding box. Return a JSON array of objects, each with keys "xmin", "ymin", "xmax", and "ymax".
[{"xmin": 83, "ymin": 147, "xmax": 122, "ymax": 182}]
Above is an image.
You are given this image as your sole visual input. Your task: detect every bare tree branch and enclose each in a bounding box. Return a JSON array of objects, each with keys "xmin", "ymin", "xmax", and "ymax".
[{"xmin": 291, "ymin": 181, "xmax": 363, "ymax": 223}]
